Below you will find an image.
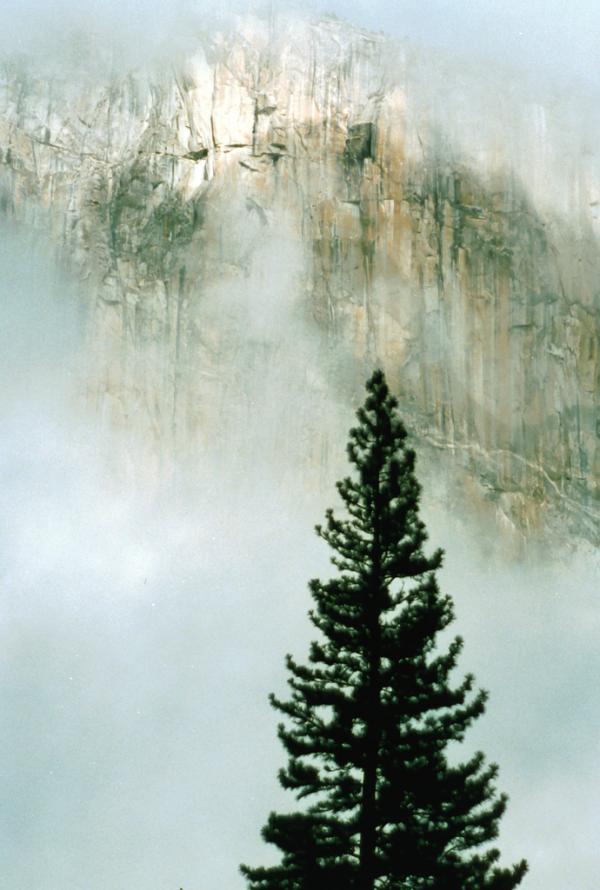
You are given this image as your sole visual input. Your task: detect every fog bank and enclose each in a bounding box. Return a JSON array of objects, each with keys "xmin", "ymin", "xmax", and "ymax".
[{"xmin": 0, "ymin": 223, "xmax": 599, "ymax": 889}]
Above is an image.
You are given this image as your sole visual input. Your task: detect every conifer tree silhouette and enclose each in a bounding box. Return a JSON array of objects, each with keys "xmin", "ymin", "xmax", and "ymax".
[{"xmin": 242, "ymin": 370, "xmax": 527, "ymax": 890}]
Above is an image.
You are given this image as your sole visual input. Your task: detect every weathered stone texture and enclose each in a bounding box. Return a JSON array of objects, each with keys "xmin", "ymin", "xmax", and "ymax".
[{"xmin": 1, "ymin": 15, "xmax": 598, "ymax": 541}]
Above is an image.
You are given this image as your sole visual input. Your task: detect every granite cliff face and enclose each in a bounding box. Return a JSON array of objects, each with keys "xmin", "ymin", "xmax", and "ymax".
[{"xmin": 1, "ymin": 14, "xmax": 599, "ymax": 542}]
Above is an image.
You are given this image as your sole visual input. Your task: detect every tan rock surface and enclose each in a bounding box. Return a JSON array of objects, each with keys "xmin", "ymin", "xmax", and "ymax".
[{"xmin": 1, "ymin": 14, "xmax": 598, "ymax": 543}]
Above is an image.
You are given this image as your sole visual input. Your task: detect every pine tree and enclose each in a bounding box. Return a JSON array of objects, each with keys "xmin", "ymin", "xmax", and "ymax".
[{"xmin": 241, "ymin": 370, "xmax": 527, "ymax": 890}]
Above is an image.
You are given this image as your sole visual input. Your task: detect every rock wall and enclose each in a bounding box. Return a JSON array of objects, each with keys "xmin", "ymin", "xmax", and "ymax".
[{"xmin": 1, "ymin": 14, "xmax": 599, "ymax": 542}]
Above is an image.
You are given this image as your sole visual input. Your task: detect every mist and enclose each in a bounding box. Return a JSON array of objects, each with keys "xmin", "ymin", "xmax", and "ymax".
[
  {"xmin": 2, "ymin": 0, "xmax": 600, "ymax": 89},
  {"xmin": 0, "ymin": 216, "xmax": 599, "ymax": 889},
  {"xmin": 2, "ymin": 2, "xmax": 600, "ymax": 889}
]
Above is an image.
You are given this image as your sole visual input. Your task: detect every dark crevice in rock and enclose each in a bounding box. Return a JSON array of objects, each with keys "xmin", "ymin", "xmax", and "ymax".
[{"xmin": 183, "ymin": 148, "xmax": 209, "ymax": 161}]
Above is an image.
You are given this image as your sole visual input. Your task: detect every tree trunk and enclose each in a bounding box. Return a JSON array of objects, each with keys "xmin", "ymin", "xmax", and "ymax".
[{"xmin": 359, "ymin": 501, "xmax": 382, "ymax": 890}]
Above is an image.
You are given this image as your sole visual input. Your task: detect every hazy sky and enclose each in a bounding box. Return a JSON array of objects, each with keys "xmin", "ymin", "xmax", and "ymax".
[
  {"xmin": 322, "ymin": 0, "xmax": 600, "ymax": 88},
  {"xmin": 1, "ymin": 0, "xmax": 600, "ymax": 89}
]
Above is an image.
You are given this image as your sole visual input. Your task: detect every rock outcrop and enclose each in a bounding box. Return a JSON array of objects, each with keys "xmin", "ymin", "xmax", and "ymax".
[{"xmin": 1, "ymin": 13, "xmax": 599, "ymax": 542}]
